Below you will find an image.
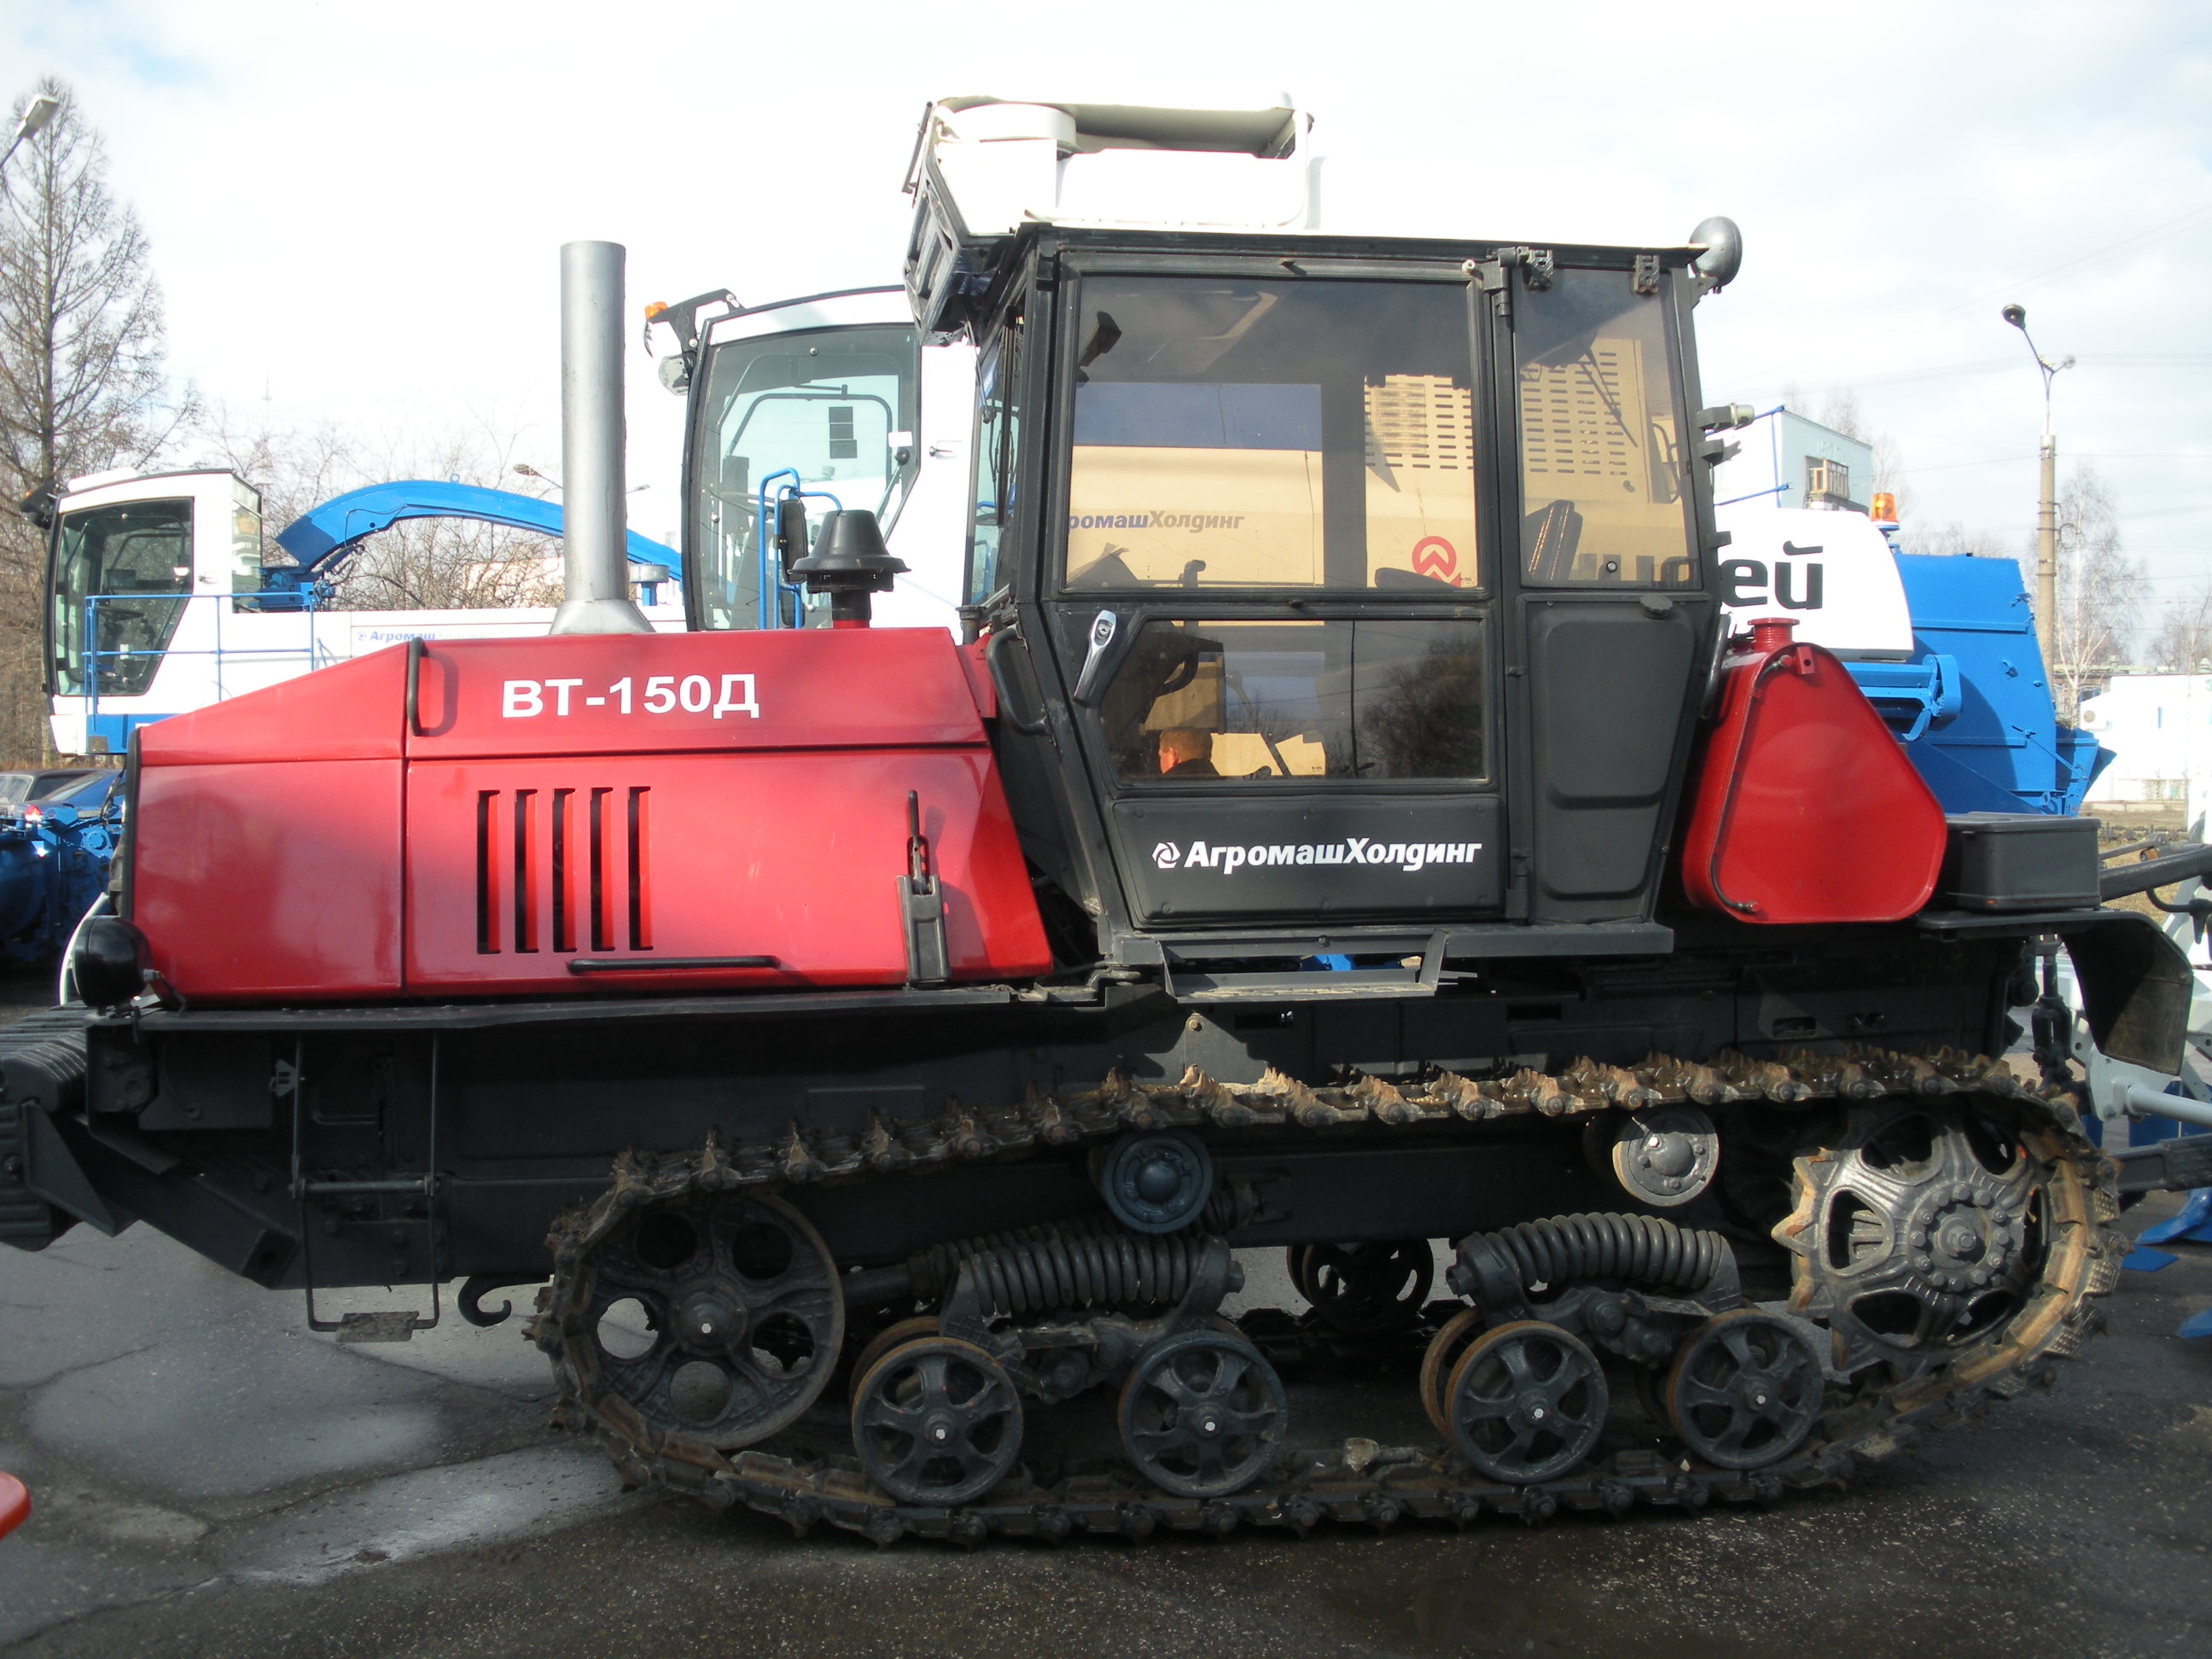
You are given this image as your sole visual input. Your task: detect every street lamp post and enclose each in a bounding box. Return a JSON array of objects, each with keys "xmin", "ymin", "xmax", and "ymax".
[
  {"xmin": 0, "ymin": 94, "xmax": 60, "ymax": 178},
  {"xmin": 2001, "ymin": 303, "xmax": 2073, "ymax": 661}
]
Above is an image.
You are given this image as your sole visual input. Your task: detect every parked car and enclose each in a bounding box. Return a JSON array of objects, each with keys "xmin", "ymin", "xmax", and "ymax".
[
  {"xmin": 0, "ymin": 769, "xmax": 100, "ymax": 806},
  {"xmin": 25, "ymin": 771, "xmax": 122, "ymax": 818}
]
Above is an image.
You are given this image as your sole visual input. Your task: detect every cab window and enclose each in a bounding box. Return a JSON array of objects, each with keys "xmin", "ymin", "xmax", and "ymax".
[
  {"xmin": 49, "ymin": 498, "xmax": 193, "ymax": 697},
  {"xmin": 1097, "ymin": 617, "xmax": 1484, "ymax": 783},
  {"xmin": 1514, "ymin": 268, "xmax": 1694, "ymax": 587},
  {"xmin": 690, "ymin": 323, "xmax": 920, "ymax": 629},
  {"xmin": 965, "ymin": 319, "xmax": 1022, "ymax": 606},
  {"xmin": 1062, "ymin": 277, "xmax": 1479, "ymax": 593}
]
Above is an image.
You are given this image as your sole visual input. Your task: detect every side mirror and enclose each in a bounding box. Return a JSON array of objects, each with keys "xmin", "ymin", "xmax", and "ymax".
[
  {"xmin": 773, "ymin": 495, "xmax": 809, "ymax": 582},
  {"xmin": 16, "ymin": 480, "xmax": 55, "ymax": 531},
  {"xmin": 1689, "ymin": 216, "xmax": 1743, "ymax": 295}
]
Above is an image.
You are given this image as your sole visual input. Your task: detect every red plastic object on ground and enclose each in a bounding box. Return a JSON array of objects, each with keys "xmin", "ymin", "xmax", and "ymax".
[
  {"xmin": 132, "ymin": 629, "xmax": 1052, "ymax": 1003},
  {"xmin": 1679, "ymin": 616, "xmax": 1947, "ymax": 924},
  {"xmin": 0, "ymin": 1471, "xmax": 26, "ymax": 1540}
]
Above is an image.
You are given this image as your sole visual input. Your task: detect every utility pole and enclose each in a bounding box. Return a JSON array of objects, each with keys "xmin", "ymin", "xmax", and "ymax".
[{"xmin": 2002, "ymin": 304, "xmax": 2073, "ymax": 661}]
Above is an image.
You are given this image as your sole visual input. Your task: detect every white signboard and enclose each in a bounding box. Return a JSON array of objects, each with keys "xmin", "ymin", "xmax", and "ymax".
[{"xmin": 1712, "ymin": 506, "xmax": 1913, "ymax": 661}]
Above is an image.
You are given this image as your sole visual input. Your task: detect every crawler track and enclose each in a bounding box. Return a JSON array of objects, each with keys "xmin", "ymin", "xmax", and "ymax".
[{"xmin": 530, "ymin": 1046, "xmax": 2122, "ymax": 1545}]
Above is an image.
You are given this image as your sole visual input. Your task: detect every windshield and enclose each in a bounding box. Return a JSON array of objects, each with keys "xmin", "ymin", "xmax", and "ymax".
[
  {"xmin": 689, "ymin": 323, "xmax": 920, "ymax": 629},
  {"xmin": 49, "ymin": 498, "xmax": 194, "ymax": 697},
  {"xmin": 1513, "ymin": 267, "xmax": 1693, "ymax": 586},
  {"xmin": 1063, "ymin": 276, "xmax": 1479, "ymax": 593}
]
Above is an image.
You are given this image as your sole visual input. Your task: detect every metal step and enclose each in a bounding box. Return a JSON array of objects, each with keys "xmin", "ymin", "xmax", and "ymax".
[{"xmin": 330, "ymin": 1309, "xmax": 432, "ymax": 1344}]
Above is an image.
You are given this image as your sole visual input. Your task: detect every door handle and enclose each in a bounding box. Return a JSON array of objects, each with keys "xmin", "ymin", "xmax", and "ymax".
[
  {"xmin": 1072, "ymin": 609, "xmax": 1123, "ymax": 706},
  {"xmin": 405, "ymin": 637, "xmax": 426, "ymax": 736}
]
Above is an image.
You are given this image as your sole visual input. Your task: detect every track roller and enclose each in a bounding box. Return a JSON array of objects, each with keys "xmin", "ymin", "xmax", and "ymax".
[
  {"xmin": 851, "ymin": 1336, "xmax": 1023, "ymax": 1505},
  {"xmin": 1442, "ymin": 1319, "xmax": 1608, "ymax": 1483},
  {"xmin": 1294, "ymin": 1240, "xmax": 1435, "ymax": 1334},
  {"xmin": 1662, "ymin": 1310, "xmax": 1825, "ymax": 1470},
  {"xmin": 1417, "ymin": 1307, "xmax": 1487, "ymax": 1438},
  {"xmin": 846, "ymin": 1316, "xmax": 941, "ymax": 1408},
  {"xmin": 1117, "ymin": 1328, "xmax": 1286, "ymax": 1498}
]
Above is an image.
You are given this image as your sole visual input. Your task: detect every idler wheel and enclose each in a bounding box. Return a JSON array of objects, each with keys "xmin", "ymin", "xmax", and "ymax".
[
  {"xmin": 1418, "ymin": 1307, "xmax": 1487, "ymax": 1439},
  {"xmin": 1443, "ymin": 1320, "xmax": 1608, "ymax": 1484},
  {"xmin": 1662, "ymin": 1309, "xmax": 1825, "ymax": 1470},
  {"xmin": 851, "ymin": 1336, "xmax": 1023, "ymax": 1505},
  {"xmin": 1118, "ymin": 1328, "xmax": 1287, "ymax": 1499},
  {"xmin": 1296, "ymin": 1240, "xmax": 1435, "ymax": 1335},
  {"xmin": 579, "ymin": 1190, "xmax": 842, "ymax": 1450}
]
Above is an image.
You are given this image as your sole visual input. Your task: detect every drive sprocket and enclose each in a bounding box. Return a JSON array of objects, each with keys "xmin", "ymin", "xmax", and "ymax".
[{"xmin": 1773, "ymin": 1099, "xmax": 2054, "ymax": 1372}]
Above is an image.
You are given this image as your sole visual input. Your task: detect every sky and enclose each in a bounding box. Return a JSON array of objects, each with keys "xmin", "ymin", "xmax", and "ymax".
[{"xmin": 9, "ymin": 0, "xmax": 2211, "ymax": 620}]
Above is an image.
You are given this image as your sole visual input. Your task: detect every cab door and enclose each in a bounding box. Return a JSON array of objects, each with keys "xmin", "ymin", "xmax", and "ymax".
[
  {"xmin": 1501, "ymin": 265, "xmax": 1714, "ymax": 923},
  {"xmin": 1038, "ymin": 260, "xmax": 1507, "ymax": 930}
]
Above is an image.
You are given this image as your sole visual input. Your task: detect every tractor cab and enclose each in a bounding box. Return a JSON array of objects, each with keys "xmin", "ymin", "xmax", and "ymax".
[
  {"xmin": 913, "ymin": 99, "xmax": 1732, "ymax": 988},
  {"xmin": 668, "ymin": 287, "xmax": 975, "ymax": 637},
  {"xmin": 41, "ymin": 469, "xmax": 268, "ymax": 754}
]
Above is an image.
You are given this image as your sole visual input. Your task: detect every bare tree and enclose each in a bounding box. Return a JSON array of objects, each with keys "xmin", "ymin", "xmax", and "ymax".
[
  {"xmin": 0, "ymin": 78, "xmax": 190, "ymax": 498},
  {"xmin": 0, "ymin": 78, "xmax": 194, "ymax": 765},
  {"xmin": 2046, "ymin": 464, "xmax": 2143, "ymax": 719},
  {"xmin": 189, "ymin": 401, "xmax": 355, "ymax": 539},
  {"xmin": 187, "ymin": 405, "xmax": 567, "ymax": 611},
  {"xmin": 1813, "ymin": 387, "xmax": 1864, "ymax": 442},
  {"xmin": 1805, "ymin": 387, "xmax": 1914, "ymax": 518},
  {"xmin": 1896, "ymin": 520, "xmax": 2006, "ymax": 558},
  {"xmin": 2150, "ymin": 583, "xmax": 2212, "ymax": 672}
]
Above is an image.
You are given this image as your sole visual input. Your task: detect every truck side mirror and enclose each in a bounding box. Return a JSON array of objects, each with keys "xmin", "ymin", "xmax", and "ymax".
[{"xmin": 774, "ymin": 495, "xmax": 810, "ymax": 582}]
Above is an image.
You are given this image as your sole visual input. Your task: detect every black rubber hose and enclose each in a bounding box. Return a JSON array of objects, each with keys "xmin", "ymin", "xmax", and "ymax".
[
  {"xmin": 907, "ymin": 1214, "xmax": 1214, "ymax": 1318},
  {"xmin": 1470, "ymin": 1212, "xmax": 1731, "ymax": 1296}
]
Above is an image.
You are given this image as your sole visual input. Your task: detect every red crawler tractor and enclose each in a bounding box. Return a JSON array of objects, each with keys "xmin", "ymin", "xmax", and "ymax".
[{"xmin": 2, "ymin": 99, "xmax": 2192, "ymax": 1542}]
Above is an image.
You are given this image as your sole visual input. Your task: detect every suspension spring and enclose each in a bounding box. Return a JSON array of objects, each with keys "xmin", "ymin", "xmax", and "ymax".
[
  {"xmin": 907, "ymin": 1214, "xmax": 1217, "ymax": 1318},
  {"xmin": 1455, "ymin": 1211, "xmax": 1732, "ymax": 1301}
]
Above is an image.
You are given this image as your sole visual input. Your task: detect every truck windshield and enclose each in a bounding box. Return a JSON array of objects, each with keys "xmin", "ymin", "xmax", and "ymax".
[
  {"xmin": 689, "ymin": 323, "xmax": 920, "ymax": 629},
  {"xmin": 49, "ymin": 498, "xmax": 194, "ymax": 697},
  {"xmin": 1063, "ymin": 276, "xmax": 1479, "ymax": 593}
]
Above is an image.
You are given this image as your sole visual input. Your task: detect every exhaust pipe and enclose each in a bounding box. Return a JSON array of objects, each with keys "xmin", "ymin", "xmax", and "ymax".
[{"xmin": 550, "ymin": 240, "xmax": 652, "ymax": 636}]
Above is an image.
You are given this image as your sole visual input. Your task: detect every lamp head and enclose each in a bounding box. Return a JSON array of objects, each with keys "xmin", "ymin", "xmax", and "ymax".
[
  {"xmin": 2001, "ymin": 303, "xmax": 2027, "ymax": 329},
  {"xmin": 17, "ymin": 95, "xmax": 58, "ymax": 138},
  {"xmin": 1688, "ymin": 216, "xmax": 1743, "ymax": 294}
]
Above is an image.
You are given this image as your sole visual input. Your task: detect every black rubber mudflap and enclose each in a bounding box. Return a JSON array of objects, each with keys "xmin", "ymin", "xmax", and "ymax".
[{"xmin": 0, "ymin": 1008, "xmax": 89, "ymax": 1252}]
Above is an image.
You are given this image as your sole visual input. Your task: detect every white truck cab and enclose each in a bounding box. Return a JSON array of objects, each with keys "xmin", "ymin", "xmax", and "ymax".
[{"xmin": 43, "ymin": 467, "xmax": 684, "ymax": 757}]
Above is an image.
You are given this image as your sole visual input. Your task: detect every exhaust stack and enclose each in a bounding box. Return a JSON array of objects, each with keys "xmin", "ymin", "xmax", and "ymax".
[{"xmin": 550, "ymin": 240, "xmax": 652, "ymax": 635}]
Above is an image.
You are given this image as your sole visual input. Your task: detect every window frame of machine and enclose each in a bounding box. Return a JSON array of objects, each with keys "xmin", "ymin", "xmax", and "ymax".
[
  {"xmin": 682, "ymin": 311, "xmax": 923, "ymax": 633},
  {"xmin": 1500, "ymin": 261, "xmax": 1704, "ymax": 594},
  {"xmin": 1046, "ymin": 255, "xmax": 1495, "ymax": 604}
]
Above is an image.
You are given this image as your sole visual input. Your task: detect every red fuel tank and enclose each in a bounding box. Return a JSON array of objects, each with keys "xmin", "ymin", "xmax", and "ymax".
[
  {"xmin": 132, "ymin": 630, "xmax": 1052, "ymax": 1003},
  {"xmin": 1679, "ymin": 617, "xmax": 1947, "ymax": 925}
]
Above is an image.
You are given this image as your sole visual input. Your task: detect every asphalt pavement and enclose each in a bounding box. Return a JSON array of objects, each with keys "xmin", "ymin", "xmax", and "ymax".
[{"xmin": 1, "ymin": 954, "xmax": 2209, "ymax": 1657}]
